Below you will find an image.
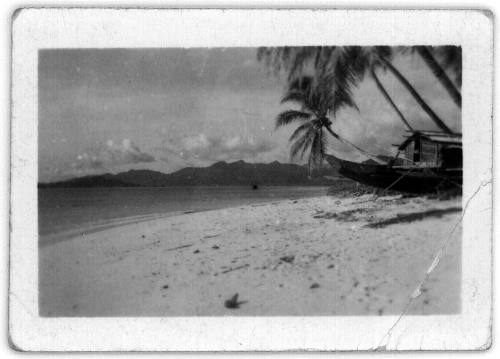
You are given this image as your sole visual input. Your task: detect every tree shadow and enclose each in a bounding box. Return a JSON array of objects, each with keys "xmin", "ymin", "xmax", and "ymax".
[{"xmin": 364, "ymin": 207, "xmax": 462, "ymax": 229}]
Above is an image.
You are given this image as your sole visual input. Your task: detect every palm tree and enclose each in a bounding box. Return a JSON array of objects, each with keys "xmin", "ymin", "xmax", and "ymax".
[
  {"xmin": 276, "ymin": 75, "xmax": 384, "ymax": 174},
  {"xmin": 258, "ymin": 46, "xmax": 455, "ymax": 134},
  {"xmin": 276, "ymin": 76, "xmax": 329, "ymax": 174},
  {"xmin": 432, "ymin": 46, "xmax": 462, "ymax": 88},
  {"xmin": 330, "ymin": 46, "xmax": 455, "ymax": 134},
  {"xmin": 413, "ymin": 46, "xmax": 461, "ymax": 108},
  {"xmin": 343, "ymin": 46, "xmax": 414, "ymax": 132},
  {"xmin": 370, "ymin": 64, "xmax": 414, "ymax": 132},
  {"xmin": 376, "ymin": 53, "xmax": 454, "ymax": 134}
]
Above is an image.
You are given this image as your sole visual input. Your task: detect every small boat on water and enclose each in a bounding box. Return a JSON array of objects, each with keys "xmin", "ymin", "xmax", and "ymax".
[{"xmin": 325, "ymin": 130, "xmax": 462, "ymax": 193}]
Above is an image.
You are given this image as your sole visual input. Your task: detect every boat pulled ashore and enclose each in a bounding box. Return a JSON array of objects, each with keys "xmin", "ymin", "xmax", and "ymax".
[{"xmin": 325, "ymin": 130, "xmax": 462, "ymax": 193}]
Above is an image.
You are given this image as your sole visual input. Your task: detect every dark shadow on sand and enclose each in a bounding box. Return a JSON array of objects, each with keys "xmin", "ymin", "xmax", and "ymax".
[{"xmin": 364, "ymin": 207, "xmax": 462, "ymax": 228}]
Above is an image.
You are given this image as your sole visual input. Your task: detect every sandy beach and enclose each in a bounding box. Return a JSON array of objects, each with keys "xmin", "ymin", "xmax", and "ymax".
[{"xmin": 39, "ymin": 194, "xmax": 462, "ymax": 317}]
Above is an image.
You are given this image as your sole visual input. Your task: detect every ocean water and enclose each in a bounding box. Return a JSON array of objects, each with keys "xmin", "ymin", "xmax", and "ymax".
[{"xmin": 39, "ymin": 186, "xmax": 329, "ymax": 244}]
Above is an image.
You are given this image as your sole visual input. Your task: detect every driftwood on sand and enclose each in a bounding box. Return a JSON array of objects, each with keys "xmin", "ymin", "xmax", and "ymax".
[{"xmin": 166, "ymin": 244, "xmax": 193, "ymax": 251}]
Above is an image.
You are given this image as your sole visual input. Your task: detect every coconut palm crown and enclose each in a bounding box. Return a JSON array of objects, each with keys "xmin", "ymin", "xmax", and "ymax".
[
  {"xmin": 276, "ymin": 71, "xmax": 358, "ymax": 174},
  {"xmin": 277, "ymin": 77, "xmax": 329, "ymax": 175}
]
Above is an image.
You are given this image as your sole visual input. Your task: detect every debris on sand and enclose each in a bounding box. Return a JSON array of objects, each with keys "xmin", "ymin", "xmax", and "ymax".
[
  {"xmin": 212, "ymin": 245, "xmax": 220, "ymax": 250},
  {"xmin": 224, "ymin": 293, "xmax": 246, "ymax": 309},
  {"xmin": 221, "ymin": 264, "xmax": 249, "ymax": 274},
  {"xmin": 314, "ymin": 208, "xmax": 376, "ymax": 221},
  {"xmin": 310, "ymin": 283, "xmax": 320, "ymax": 289},
  {"xmin": 280, "ymin": 255, "xmax": 295, "ymax": 263},
  {"xmin": 166, "ymin": 244, "xmax": 193, "ymax": 251},
  {"xmin": 162, "ymin": 285, "xmax": 169, "ymax": 289}
]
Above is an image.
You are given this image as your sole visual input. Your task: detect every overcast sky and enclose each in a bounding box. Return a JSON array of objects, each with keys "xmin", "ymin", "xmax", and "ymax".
[{"xmin": 39, "ymin": 48, "xmax": 461, "ymax": 182}]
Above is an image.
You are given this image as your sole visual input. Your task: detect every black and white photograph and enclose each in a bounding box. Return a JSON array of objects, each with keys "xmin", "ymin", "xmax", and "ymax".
[
  {"xmin": 38, "ymin": 45, "xmax": 464, "ymax": 317},
  {"xmin": 9, "ymin": 9, "xmax": 492, "ymax": 351}
]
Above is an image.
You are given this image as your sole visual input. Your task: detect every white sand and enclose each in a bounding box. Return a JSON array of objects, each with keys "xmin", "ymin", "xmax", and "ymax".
[{"xmin": 39, "ymin": 195, "xmax": 461, "ymax": 316}]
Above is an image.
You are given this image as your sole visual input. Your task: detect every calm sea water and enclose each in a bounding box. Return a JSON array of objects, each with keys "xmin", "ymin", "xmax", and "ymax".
[{"xmin": 39, "ymin": 186, "xmax": 329, "ymax": 244}]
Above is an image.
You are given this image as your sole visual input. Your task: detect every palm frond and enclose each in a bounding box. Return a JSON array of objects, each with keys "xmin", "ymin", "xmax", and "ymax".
[
  {"xmin": 374, "ymin": 46, "xmax": 394, "ymax": 62},
  {"xmin": 287, "ymin": 47, "xmax": 317, "ymax": 81},
  {"xmin": 289, "ymin": 122, "xmax": 313, "ymax": 142},
  {"xmin": 275, "ymin": 110, "xmax": 311, "ymax": 129},
  {"xmin": 431, "ymin": 45, "xmax": 462, "ymax": 88},
  {"xmin": 289, "ymin": 119, "xmax": 322, "ymax": 161},
  {"xmin": 288, "ymin": 76, "xmax": 313, "ymax": 93},
  {"xmin": 320, "ymin": 54, "xmax": 359, "ymax": 115},
  {"xmin": 280, "ymin": 91, "xmax": 309, "ymax": 106},
  {"xmin": 313, "ymin": 47, "xmax": 324, "ymax": 70},
  {"xmin": 257, "ymin": 47, "xmax": 295, "ymax": 76},
  {"xmin": 280, "ymin": 76, "xmax": 318, "ymax": 113},
  {"xmin": 298, "ymin": 128, "xmax": 318, "ymax": 161},
  {"xmin": 288, "ymin": 119, "xmax": 324, "ymax": 164},
  {"xmin": 289, "ymin": 126, "xmax": 315, "ymax": 161},
  {"xmin": 307, "ymin": 127, "xmax": 327, "ymax": 175}
]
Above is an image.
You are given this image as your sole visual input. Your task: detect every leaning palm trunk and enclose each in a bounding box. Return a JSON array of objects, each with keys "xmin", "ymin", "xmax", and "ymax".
[
  {"xmin": 380, "ymin": 58, "xmax": 454, "ymax": 134},
  {"xmin": 415, "ymin": 46, "xmax": 461, "ymax": 108},
  {"xmin": 370, "ymin": 65, "xmax": 414, "ymax": 132},
  {"xmin": 323, "ymin": 125, "xmax": 386, "ymax": 164}
]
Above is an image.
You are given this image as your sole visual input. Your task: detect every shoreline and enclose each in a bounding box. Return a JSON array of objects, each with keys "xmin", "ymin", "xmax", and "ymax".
[
  {"xmin": 39, "ymin": 191, "xmax": 331, "ymax": 246},
  {"xmin": 39, "ymin": 211, "xmax": 180, "ymax": 247},
  {"xmin": 39, "ymin": 194, "xmax": 462, "ymax": 317}
]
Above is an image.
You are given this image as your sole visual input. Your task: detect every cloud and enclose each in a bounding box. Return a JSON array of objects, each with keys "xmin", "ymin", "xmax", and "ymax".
[
  {"xmin": 162, "ymin": 133, "xmax": 275, "ymax": 163},
  {"xmin": 72, "ymin": 138, "xmax": 155, "ymax": 171}
]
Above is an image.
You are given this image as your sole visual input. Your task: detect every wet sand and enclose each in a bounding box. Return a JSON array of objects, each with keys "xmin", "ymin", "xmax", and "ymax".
[{"xmin": 39, "ymin": 194, "xmax": 462, "ymax": 316}]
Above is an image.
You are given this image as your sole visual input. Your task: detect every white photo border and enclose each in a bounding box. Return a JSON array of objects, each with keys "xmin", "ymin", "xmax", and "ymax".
[{"xmin": 10, "ymin": 8, "xmax": 493, "ymax": 351}]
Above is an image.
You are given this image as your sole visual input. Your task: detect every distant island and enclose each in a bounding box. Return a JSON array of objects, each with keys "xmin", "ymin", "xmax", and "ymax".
[{"xmin": 38, "ymin": 160, "xmax": 341, "ymax": 188}]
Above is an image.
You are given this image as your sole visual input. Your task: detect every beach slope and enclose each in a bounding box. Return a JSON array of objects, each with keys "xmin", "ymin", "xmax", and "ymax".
[{"xmin": 40, "ymin": 195, "xmax": 461, "ymax": 316}]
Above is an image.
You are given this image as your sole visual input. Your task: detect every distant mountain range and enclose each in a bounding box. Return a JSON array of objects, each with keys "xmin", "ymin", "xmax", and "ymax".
[{"xmin": 39, "ymin": 160, "xmax": 341, "ymax": 188}]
